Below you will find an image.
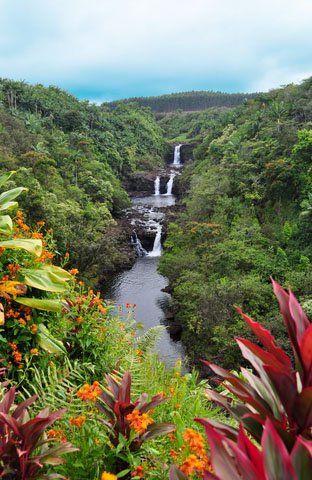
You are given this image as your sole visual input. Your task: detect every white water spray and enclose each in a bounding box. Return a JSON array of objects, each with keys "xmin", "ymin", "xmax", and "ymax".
[
  {"xmin": 131, "ymin": 232, "xmax": 147, "ymax": 256},
  {"xmin": 165, "ymin": 173, "xmax": 175, "ymax": 195},
  {"xmin": 173, "ymin": 144, "xmax": 182, "ymax": 165},
  {"xmin": 148, "ymin": 224, "xmax": 162, "ymax": 257},
  {"xmin": 154, "ymin": 176, "xmax": 160, "ymax": 195}
]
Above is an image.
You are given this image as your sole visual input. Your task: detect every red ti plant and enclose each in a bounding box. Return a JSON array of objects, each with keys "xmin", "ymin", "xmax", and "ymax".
[
  {"xmin": 169, "ymin": 280, "xmax": 312, "ymax": 479},
  {"xmin": 95, "ymin": 370, "xmax": 175, "ymax": 451},
  {"xmin": 0, "ymin": 386, "xmax": 78, "ymax": 479}
]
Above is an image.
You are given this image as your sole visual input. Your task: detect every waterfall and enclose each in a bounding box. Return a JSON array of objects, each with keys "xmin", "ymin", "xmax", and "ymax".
[
  {"xmin": 131, "ymin": 232, "xmax": 147, "ymax": 256},
  {"xmin": 148, "ymin": 224, "xmax": 162, "ymax": 257},
  {"xmin": 173, "ymin": 144, "xmax": 182, "ymax": 165},
  {"xmin": 154, "ymin": 176, "xmax": 160, "ymax": 195},
  {"xmin": 165, "ymin": 173, "xmax": 175, "ymax": 195}
]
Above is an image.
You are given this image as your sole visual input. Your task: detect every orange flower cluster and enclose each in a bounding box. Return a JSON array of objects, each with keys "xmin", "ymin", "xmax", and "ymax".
[
  {"xmin": 126, "ymin": 409, "xmax": 153, "ymax": 434},
  {"xmin": 8, "ymin": 342, "xmax": 22, "ymax": 364},
  {"xmin": 77, "ymin": 381, "xmax": 102, "ymax": 401},
  {"xmin": 178, "ymin": 428, "xmax": 212, "ymax": 477},
  {"xmin": 70, "ymin": 415, "xmax": 86, "ymax": 427},
  {"xmin": 101, "ymin": 472, "xmax": 117, "ymax": 480},
  {"xmin": 180, "ymin": 454, "xmax": 206, "ymax": 476},
  {"xmin": 183, "ymin": 428, "xmax": 206, "ymax": 458},
  {"xmin": 47, "ymin": 428, "xmax": 67, "ymax": 443},
  {"xmin": 15, "ymin": 211, "xmax": 30, "ymax": 232},
  {"xmin": 30, "ymin": 324, "xmax": 37, "ymax": 334},
  {"xmin": 69, "ymin": 268, "xmax": 79, "ymax": 275},
  {"xmin": 7, "ymin": 263, "xmax": 20, "ymax": 277},
  {"xmin": 131, "ymin": 466, "xmax": 144, "ymax": 478}
]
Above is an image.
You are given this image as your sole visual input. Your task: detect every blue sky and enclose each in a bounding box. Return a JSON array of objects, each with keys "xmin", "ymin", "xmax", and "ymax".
[{"xmin": 1, "ymin": 0, "xmax": 312, "ymax": 102}]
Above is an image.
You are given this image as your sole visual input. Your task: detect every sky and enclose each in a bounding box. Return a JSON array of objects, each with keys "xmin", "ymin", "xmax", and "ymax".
[{"xmin": 1, "ymin": 0, "xmax": 312, "ymax": 102}]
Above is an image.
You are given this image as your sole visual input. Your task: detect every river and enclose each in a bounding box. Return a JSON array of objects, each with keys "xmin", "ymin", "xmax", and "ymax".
[{"xmin": 107, "ymin": 147, "xmax": 186, "ymax": 368}]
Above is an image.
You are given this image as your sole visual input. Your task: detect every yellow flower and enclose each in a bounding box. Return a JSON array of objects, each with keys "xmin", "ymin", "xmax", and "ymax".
[{"xmin": 101, "ymin": 473, "xmax": 117, "ymax": 480}]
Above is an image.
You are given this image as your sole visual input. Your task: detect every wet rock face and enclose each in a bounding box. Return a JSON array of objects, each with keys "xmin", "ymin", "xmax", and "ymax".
[{"xmin": 180, "ymin": 144, "xmax": 195, "ymax": 164}]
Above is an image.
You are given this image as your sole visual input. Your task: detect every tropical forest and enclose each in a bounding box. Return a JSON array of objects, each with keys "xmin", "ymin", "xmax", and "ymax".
[{"xmin": 0, "ymin": 76, "xmax": 312, "ymax": 479}]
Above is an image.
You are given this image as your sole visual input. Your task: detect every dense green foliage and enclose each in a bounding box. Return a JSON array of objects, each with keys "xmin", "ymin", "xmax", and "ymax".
[
  {"xmin": 105, "ymin": 91, "xmax": 256, "ymax": 114},
  {"xmin": 159, "ymin": 78, "xmax": 312, "ymax": 370},
  {"xmin": 0, "ymin": 79, "xmax": 166, "ymax": 282}
]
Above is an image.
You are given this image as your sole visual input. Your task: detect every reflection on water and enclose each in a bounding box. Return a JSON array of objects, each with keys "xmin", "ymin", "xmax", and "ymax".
[{"xmin": 106, "ymin": 256, "xmax": 185, "ymax": 368}]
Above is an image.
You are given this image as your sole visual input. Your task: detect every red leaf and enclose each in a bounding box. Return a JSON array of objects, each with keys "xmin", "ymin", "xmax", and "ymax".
[
  {"xmin": 138, "ymin": 393, "xmax": 170, "ymax": 413},
  {"xmin": 262, "ymin": 418, "xmax": 298, "ymax": 480},
  {"xmin": 196, "ymin": 417, "xmax": 238, "ymax": 441},
  {"xmin": 119, "ymin": 371, "xmax": 131, "ymax": 403},
  {"xmin": 293, "ymin": 387, "xmax": 312, "ymax": 431},
  {"xmin": 263, "ymin": 365, "xmax": 297, "ymax": 420},
  {"xmin": 289, "ymin": 290, "xmax": 310, "ymax": 343},
  {"xmin": 236, "ymin": 424, "xmax": 265, "ymax": 476},
  {"xmin": 291, "ymin": 436, "xmax": 312, "ymax": 480},
  {"xmin": 299, "ymin": 325, "xmax": 312, "ymax": 383},
  {"xmin": 200, "ymin": 422, "xmax": 242, "ymax": 480},
  {"xmin": 104, "ymin": 373, "xmax": 120, "ymax": 399},
  {"xmin": 272, "ymin": 279, "xmax": 303, "ymax": 369},
  {"xmin": 169, "ymin": 465, "xmax": 188, "ymax": 480},
  {"xmin": 235, "ymin": 306, "xmax": 292, "ymax": 369},
  {"xmin": 0, "ymin": 387, "xmax": 16, "ymax": 414}
]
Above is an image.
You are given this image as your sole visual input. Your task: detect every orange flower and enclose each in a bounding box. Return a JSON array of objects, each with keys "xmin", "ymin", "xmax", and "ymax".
[
  {"xmin": 30, "ymin": 348, "xmax": 39, "ymax": 355},
  {"xmin": 180, "ymin": 454, "xmax": 205, "ymax": 476},
  {"xmin": 183, "ymin": 428, "xmax": 206, "ymax": 458},
  {"xmin": 169, "ymin": 449, "xmax": 179, "ymax": 460},
  {"xmin": 101, "ymin": 473, "xmax": 117, "ymax": 480},
  {"xmin": 30, "ymin": 324, "xmax": 38, "ymax": 334},
  {"xmin": 76, "ymin": 316, "xmax": 83, "ymax": 323},
  {"xmin": 70, "ymin": 415, "xmax": 86, "ymax": 427},
  {"xmin": 126, "ymin": 409, "xmax": 153, "ymax": 434},
  {"xmin": 77, "ymin": 381, "xmax": 102, "ymax": 401},
  {"xmin": 18, "ymin": 318, "xmax": 26, "ymax": 326},
  {"xmin": 36, "ymin": 221, "xmax": 45, "ymax": 226},
  {"xmin": 47, "ymin": 428, "xmax": 67, "ymax": 443},
  {"xmin": 69, "ymin": 268, "xmax": 79, "ymax": 275},
  {"xmin": 131, "ymin": 466, "xmax": 144, "ymax": 478}
]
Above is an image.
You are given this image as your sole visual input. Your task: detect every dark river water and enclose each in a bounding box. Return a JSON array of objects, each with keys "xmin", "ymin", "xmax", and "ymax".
[{"xmin": 106, "ymin": 191, "xmax": 185, "ymax": 368}]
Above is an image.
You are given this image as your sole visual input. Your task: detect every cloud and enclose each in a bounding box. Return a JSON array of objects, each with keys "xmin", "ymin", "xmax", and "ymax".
[{"xmin": 1, "ymin": 0, "xmax": 312, "ymax": 98}]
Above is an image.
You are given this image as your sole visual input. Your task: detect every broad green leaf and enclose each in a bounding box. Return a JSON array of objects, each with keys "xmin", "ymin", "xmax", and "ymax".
[
  {"xmin": 0, "ymin": 187, "xmax": 27, "ymax": 205},
  {"xmin": 14, "ymin": 297, "xmax": 63, "ymax": 312},
  {"xmin": 0, "ymin": 201, "xmax": 18, "ymax": 212},
  {"xmin": 0, "ymin": 215, "xmax": 13, "ymax": 235},
  {"xmin": 36, "ymin": 324, "xmax": 67, "ymax": 355},
  {"xmin": 21, "ymin": 265, "xmax": 72, "ymax": 292},
  {"xmin": 0, "ymin": 171, "xmax": 16, "ymax": 189},
  {"xmin": 0, "ymin": 239, "xmax": 42, "ymax": 257}
]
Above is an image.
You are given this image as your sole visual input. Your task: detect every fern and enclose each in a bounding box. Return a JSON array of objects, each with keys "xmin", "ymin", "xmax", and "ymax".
[
  {"xmin": 135, "ymin": 325, "xmax": 165, "ymax": 352},
  {"xmin": 19, "ymin": 357, "xmax": 96, "ymax": 414}
]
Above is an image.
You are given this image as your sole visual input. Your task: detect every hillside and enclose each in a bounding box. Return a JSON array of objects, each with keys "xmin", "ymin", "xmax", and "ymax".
[
  {"xmin": 104, "ymin": 90, "xmax": 257, "ymax": 113},
  {"xmin": 159, "ymin": 77, "xmax": 312, "ymax": 371},
  {"xmin": 0, "ymin": 79, "xmax": 166, "ymax": 283}
]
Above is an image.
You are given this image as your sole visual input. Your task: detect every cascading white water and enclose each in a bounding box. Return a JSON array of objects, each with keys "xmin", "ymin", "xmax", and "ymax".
[
  {"xmin": 154, "ymin": 176, "xmax": 160, "ymax": 195},
  {"xmin": 173, "ymin": 144, "xmax": 182, "ymax": 165},
  {"xmin": 148, "ymin": 224, "xmax": 162, "ymax": 257},
  {"xmin": 131, "ymin": 232, "xmax": 147, "ymax": 256},
  {"xmin": 165, "ymin": 173, "xmax": 175, "ymax": 195}
]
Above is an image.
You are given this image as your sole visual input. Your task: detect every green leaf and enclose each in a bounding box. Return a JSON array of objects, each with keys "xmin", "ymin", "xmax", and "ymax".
[
  {"xmin": 0, "ymin": 171, "xmax": 16, "ymax": 189},
  {"xmin": 21, "ymin": 265, "xmax": 72, "ymax": 292},
  {"xmin": 0, "ymin": 187, "xmax": 27, "ymax": 206},
  {"xmin": 117, "ymin": 470, "xmax": 131, "ymax": 478},
  {"xmin": 0, "ymin": 215, "xmax": 13, "ymax": 235},
  {"xmin": 36, "ymin": 324, "xmax": 67, "ymax": 355},
  {"xmin": 0, "ymin": 239, "xmax": 42, "ymax": 257},
  {"xmin": 0, "ymin": 201, "xmax": 18, "ymax": 212},
  {"xmin": 13, "ymin": 297, "xmax": 63, "ymax": 312}
]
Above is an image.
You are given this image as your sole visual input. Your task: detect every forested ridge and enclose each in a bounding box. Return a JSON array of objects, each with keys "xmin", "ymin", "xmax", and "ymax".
[
  {"xmin": 0, "ymin": 79, "xmax": 166, "ymax": 283},
  {"xmin": 105, "ymin": 90, "xmax": 257, "ymax": 113},
  {"xmin": 159, "ymin": 77, "xmax": 312, "ymax": 370}
]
